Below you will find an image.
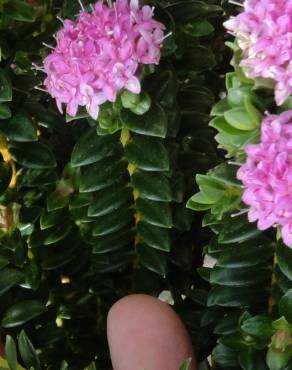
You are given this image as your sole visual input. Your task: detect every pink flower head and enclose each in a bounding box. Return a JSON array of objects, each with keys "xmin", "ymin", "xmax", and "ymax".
[
  {"xmin": 43, "ymin": 0, "xmax": 165, "ymax": 119},
  {"xmin": 237, "ymin": 110, "xmax": 292, "ymax": 247},
  {"xmin": 224, "ymin": 0, "xmax": 292, "ymax": 106}
]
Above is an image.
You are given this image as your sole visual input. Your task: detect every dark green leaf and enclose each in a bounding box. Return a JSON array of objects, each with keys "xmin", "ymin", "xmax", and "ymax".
[
  {"xmin": 182, "ymin": 20, "xmax": 214, "ymax": 37},
  {"xmin": 120, "ymin": 103, "xmax": 167, "ymax": 138},
  {"xmin": 138, "ymin": 221, "xmax": 171, "ymax": 251},
  {"xmin": 80, "ymin": 158, "xmax": 127, "ymax": 193},
  {"xmin": 5, "ymin": 1, "xmax": 36, "ymax": 22},
  {"xmin": 0, "ymin": 104, "xmax": 11, "ymax": 119},
  {"xmin": 5, "ymin": 335, "xmax": 17, "ymax": 370},
  {"xmin": 166, "ymin": 1, "xmax": 221, "ymax": 23},
  {"xmin": 88, "ymin": 184, "xmax": 132, "ymax": 217},
  {"xmin": 241, "ymin": 315, "xmax": 274, "ymax": 339},
  {"xmin": 0, "ymin": 268, "xmax": 23, "ymax": 296},
  {"xmin": 92, "ymin": 228, "xmax": 134, "ymax": 254},
  {"xmin": 92, "ymin": 207, "xmax": 134, "ymax": 236},
  {"xmin": 2, "ymin": 300, "xmax": 47, "ymax": 328},
  {"xmin": 125, "ymin": 134, "xmax": 169, "ymax": 171},
  {"xmin": 207, "ymin": 286, "xmax": 268, "ymax": 307},
  {"xmin": 131, "ymin": 171, "xmax": 172, "ymax": 202},
  {"xmin": 0, "ymin": 72, "xmax": 12, "ymax": 102},
  {"xmin": 0, "ymin": 113, "xmax": 37, "ymax": 142},
  {"xmin": 136, "ymin": 198, "xmax": 172, "ymax": 228},
  {"xmin": 277, "ymin": 242, "xmax": 292, "ymax": 281},
  {"xmin": 138, "ymin": 244, "xmax": 167, "ymax": 275},
  {"xmin": 18, "ymin": 331, "xmax": 41, "ymax": 370},
  {"xmin": 71, "ymin": 128, "xmax": 118, "ymax": 167},
  {"xmin": 279, "ymin": 290, "xmax": 292, "ymax": 324},
  {"xmin": 9, "ymin": 142, "xmax": 56, "ymax": 169},
  {"xmin": 210, "ymin": 266, "xmax": 270, "ymax": 287}
]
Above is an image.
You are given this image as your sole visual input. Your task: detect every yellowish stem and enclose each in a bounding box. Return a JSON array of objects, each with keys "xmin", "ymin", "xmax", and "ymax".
[
  {"xmin": 120, "ymin": 128, "xmax": 141, "ymax": 251},
  {"xmin": 0, "ymin": 137, "xmax": 17, "ymax": 189}
]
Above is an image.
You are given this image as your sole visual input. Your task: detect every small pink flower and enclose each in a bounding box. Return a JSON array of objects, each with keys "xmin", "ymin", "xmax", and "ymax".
[
  {"xmin": 43, "ymin": 0, "xmax": 165, "ymax": 119},
  {"xmin": 224, "ymin": 0, "xmax": 292, "ymax": 106},
  {"xmin": 237, "ymin": 111, "xmax": 292, "ymax": 247}
]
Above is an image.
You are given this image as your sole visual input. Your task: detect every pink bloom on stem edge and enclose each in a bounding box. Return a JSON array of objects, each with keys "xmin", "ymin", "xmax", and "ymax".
[
  {"xmin": 237, "ymin": 110, "xmax": 292, "ymax": 247},
  {"xmin": 43, "ymin": 0, "xmax": 165, "ymax": 119},
  {"xmin": 224, "ymin": 0, "xmax": 292, "ymax": 106}
]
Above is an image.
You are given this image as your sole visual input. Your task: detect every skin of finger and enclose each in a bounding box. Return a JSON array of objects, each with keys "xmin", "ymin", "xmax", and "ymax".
[{"xmin": 107, "ymin": 294, "xmax": 197, "ymax": 370}]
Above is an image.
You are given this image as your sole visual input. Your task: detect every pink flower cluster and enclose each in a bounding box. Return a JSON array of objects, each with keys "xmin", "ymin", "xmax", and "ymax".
[
  {"xmin": 43, "ymin": 0, "xmax": 165, "ymax": 119},
  {"xmin": 237, "ymin": 111, "xmax": 292, "ymax": 247},
  {"xmin": 224, "ymin": 0, "xmax": 292, "ymax": 106}
]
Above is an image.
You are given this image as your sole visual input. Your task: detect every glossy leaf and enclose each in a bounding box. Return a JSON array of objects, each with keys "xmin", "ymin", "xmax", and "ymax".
[
  {"xmin": 71, "ymin": 128, "xmax": 118, "ymax": 167},
  {"xmin": 9, "ymin": 142, "xmax": 56, "ymax": 169},
  {"xmin": 2, "ymin": 300, "xmax": 47, "ymax": 328},
  {"xmin": 120, "ymin": 103, "xmax": 167, "ymax": 138},
  {"xmin": 18, "ymin": 331, "xmax": 41, "ymax": 370},
  {"xmin": 0, "ymin": 113, "xmax": 37, "ymax": 142},
  {"xmin": 136, "ymin": 198, "xmax": 172, "ymax": 228},
  {"xmin": 125, "ymin": 134, "xmax": 169, "ymax": 171},
  {"xmin": 0, "ymin": 268, "xmax": 23, "ymax": 296}
]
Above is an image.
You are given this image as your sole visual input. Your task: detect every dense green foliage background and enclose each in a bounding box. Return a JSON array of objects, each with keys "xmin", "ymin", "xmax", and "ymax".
[{"xmin": 0, "ymin": 0, "xmax": 291, "ymax": 369}]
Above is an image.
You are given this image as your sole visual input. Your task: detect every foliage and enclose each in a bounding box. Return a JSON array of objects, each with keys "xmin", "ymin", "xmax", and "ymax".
[
  {"xmin": 0, "ymin": 0, "xmax": 229, "ymax": 369},
  {"xmin": 188, "ymin": 22, "xmax": 292, "ymax": 370}
]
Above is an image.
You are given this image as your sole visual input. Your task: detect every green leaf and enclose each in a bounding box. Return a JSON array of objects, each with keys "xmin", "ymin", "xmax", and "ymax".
[
  {"xmin": 5, "ymin": 1, "xmax": 36, "ymax": 22},
  {"xmin": 279, "ymin": 290, "xmax": 292, "ymax": 324},
  {"xmin": 186, "ymin": 46, "xmax": 216, "ymax": 72},
  {"xmin": 47, "ymin": 190, "xmax": 70, "ymax": 211},
  {"xmin": 224, "ymin": 108, "xmax": 257, "ymax": 131},
  {"xmin": 239, "ymin": 349, "xmax": 268, "ymax": 370},
  {"xmin": 218, "ymin": 217, "xmax": 261, "ymax": 244},
  {"xmin": 277, "ymin": 242, "xmax": 292, "ymax": 281},
  {"xmin": 138, "ymin": 244, "xmax": 167, "ymax": 275},
  {"xmin": 212, "ymin": 343, "xmax": 238, "ymax": 367},
  {"xmin": 241, "ymin": 315, "xmax": 274, "ymax": 339},
  {"xmin": 18, "ymin": 331, "xmax": 41, "ymax": 370},
  {"xmin": 266, "ymin": 346, "xmax": 292, "ymax": 370},
  {"xmin": 209, "ymin": 116, "xmax": 244, "ymax": 136},
  {"xmin": 0, "ymin": 268, "xmax": 23, "ymax": 296},
  {"xmin": 121, "ymin": 91, "xmax": 151, "ymax": 115},
  {"xmin": 80, "ymin": 158, "xmax": 127, "ymax": 193},
  {"xmin": 88, "ymin": 184, "xmax": 132, "ymax": 217},
  {"xmin": 211, "ymin": 98, "xmax": 230, "ymax": 116},
  {"xmin": 120, "ymin": 103, "xmax": 167, "ymax": 138},
  {"xmin": 121, "ymin": 91, "xmax": 140, "ymax": 108},
  {"xmin": 210, "ymin": 266, "xmax": 270, "ymax": 287},
  {"xmin": 92, "ymin": 207, "xmax": 134, "ymax": 236},
  {"xmin": 166, "ymin": 1, "xmax": 221, "ymax": 23},
  {"xmin": 92, "ymin": 229, "xmax": 134, "ymax": 254},
  {"xmin": 40, "ymin": 209, "xmax": 66, "ymax": 230},
  {"xmin": 22, "ymin": 261, "xmax": 41, "ymax": 291},
  {"xmin": 179, "ymin": 358, "xmax": 193, "ymax": 370},
  {"xmin": 0, "ymin": 104, "xmax": 11, "ymax": 119},
  {"xmin": 0, "ymin": 256, "xmax": 9, "ymax": 270},
  {"xmin": 2, "ymin": 300, "xmax": 47, "ymax": 328},
  {"xmin": 131, "ymin": 171, "xmax": 172, "ymax": 202},
  {"xmin": 136, "ymin": 198, "xmax": 172, "ymax": 228},
  {"xmin": 207, "ymin": 286, "xmax": 267, "ymax": 307},
  {"xmin": 0, "ymin": 113, "xmax": 37, "ymax": 142},
  {"xmin": 5, "ymin": 335, "xmax": 17, "ymax": 370},
  {"xmin": 182, "ymin": 19, "xmax": 214, "ymax": 37},
  {"xmin": 71, "ymin": 128, "xmax": 118, "ymax": 167},
  {"xmin": 9, "ymin": 142, "xmax": 56, "ymax": 169},
  {"xmin": 125, "ymin": 134, "xmax": 169, "ymax": 171},
  {"xmin": 43, "ymin": 222, "xmax": 72, "ymax": 245},
  {"xmin": 0, "ymin": 72, "xmax": 12, "ymax": 102},
  {"xmin": 216, "ymin": 240, "xmax": 274, "ymax": 268},
  {"xmin": 138, "ymin": 221, "xmax": 171, "ymax": 251}
]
